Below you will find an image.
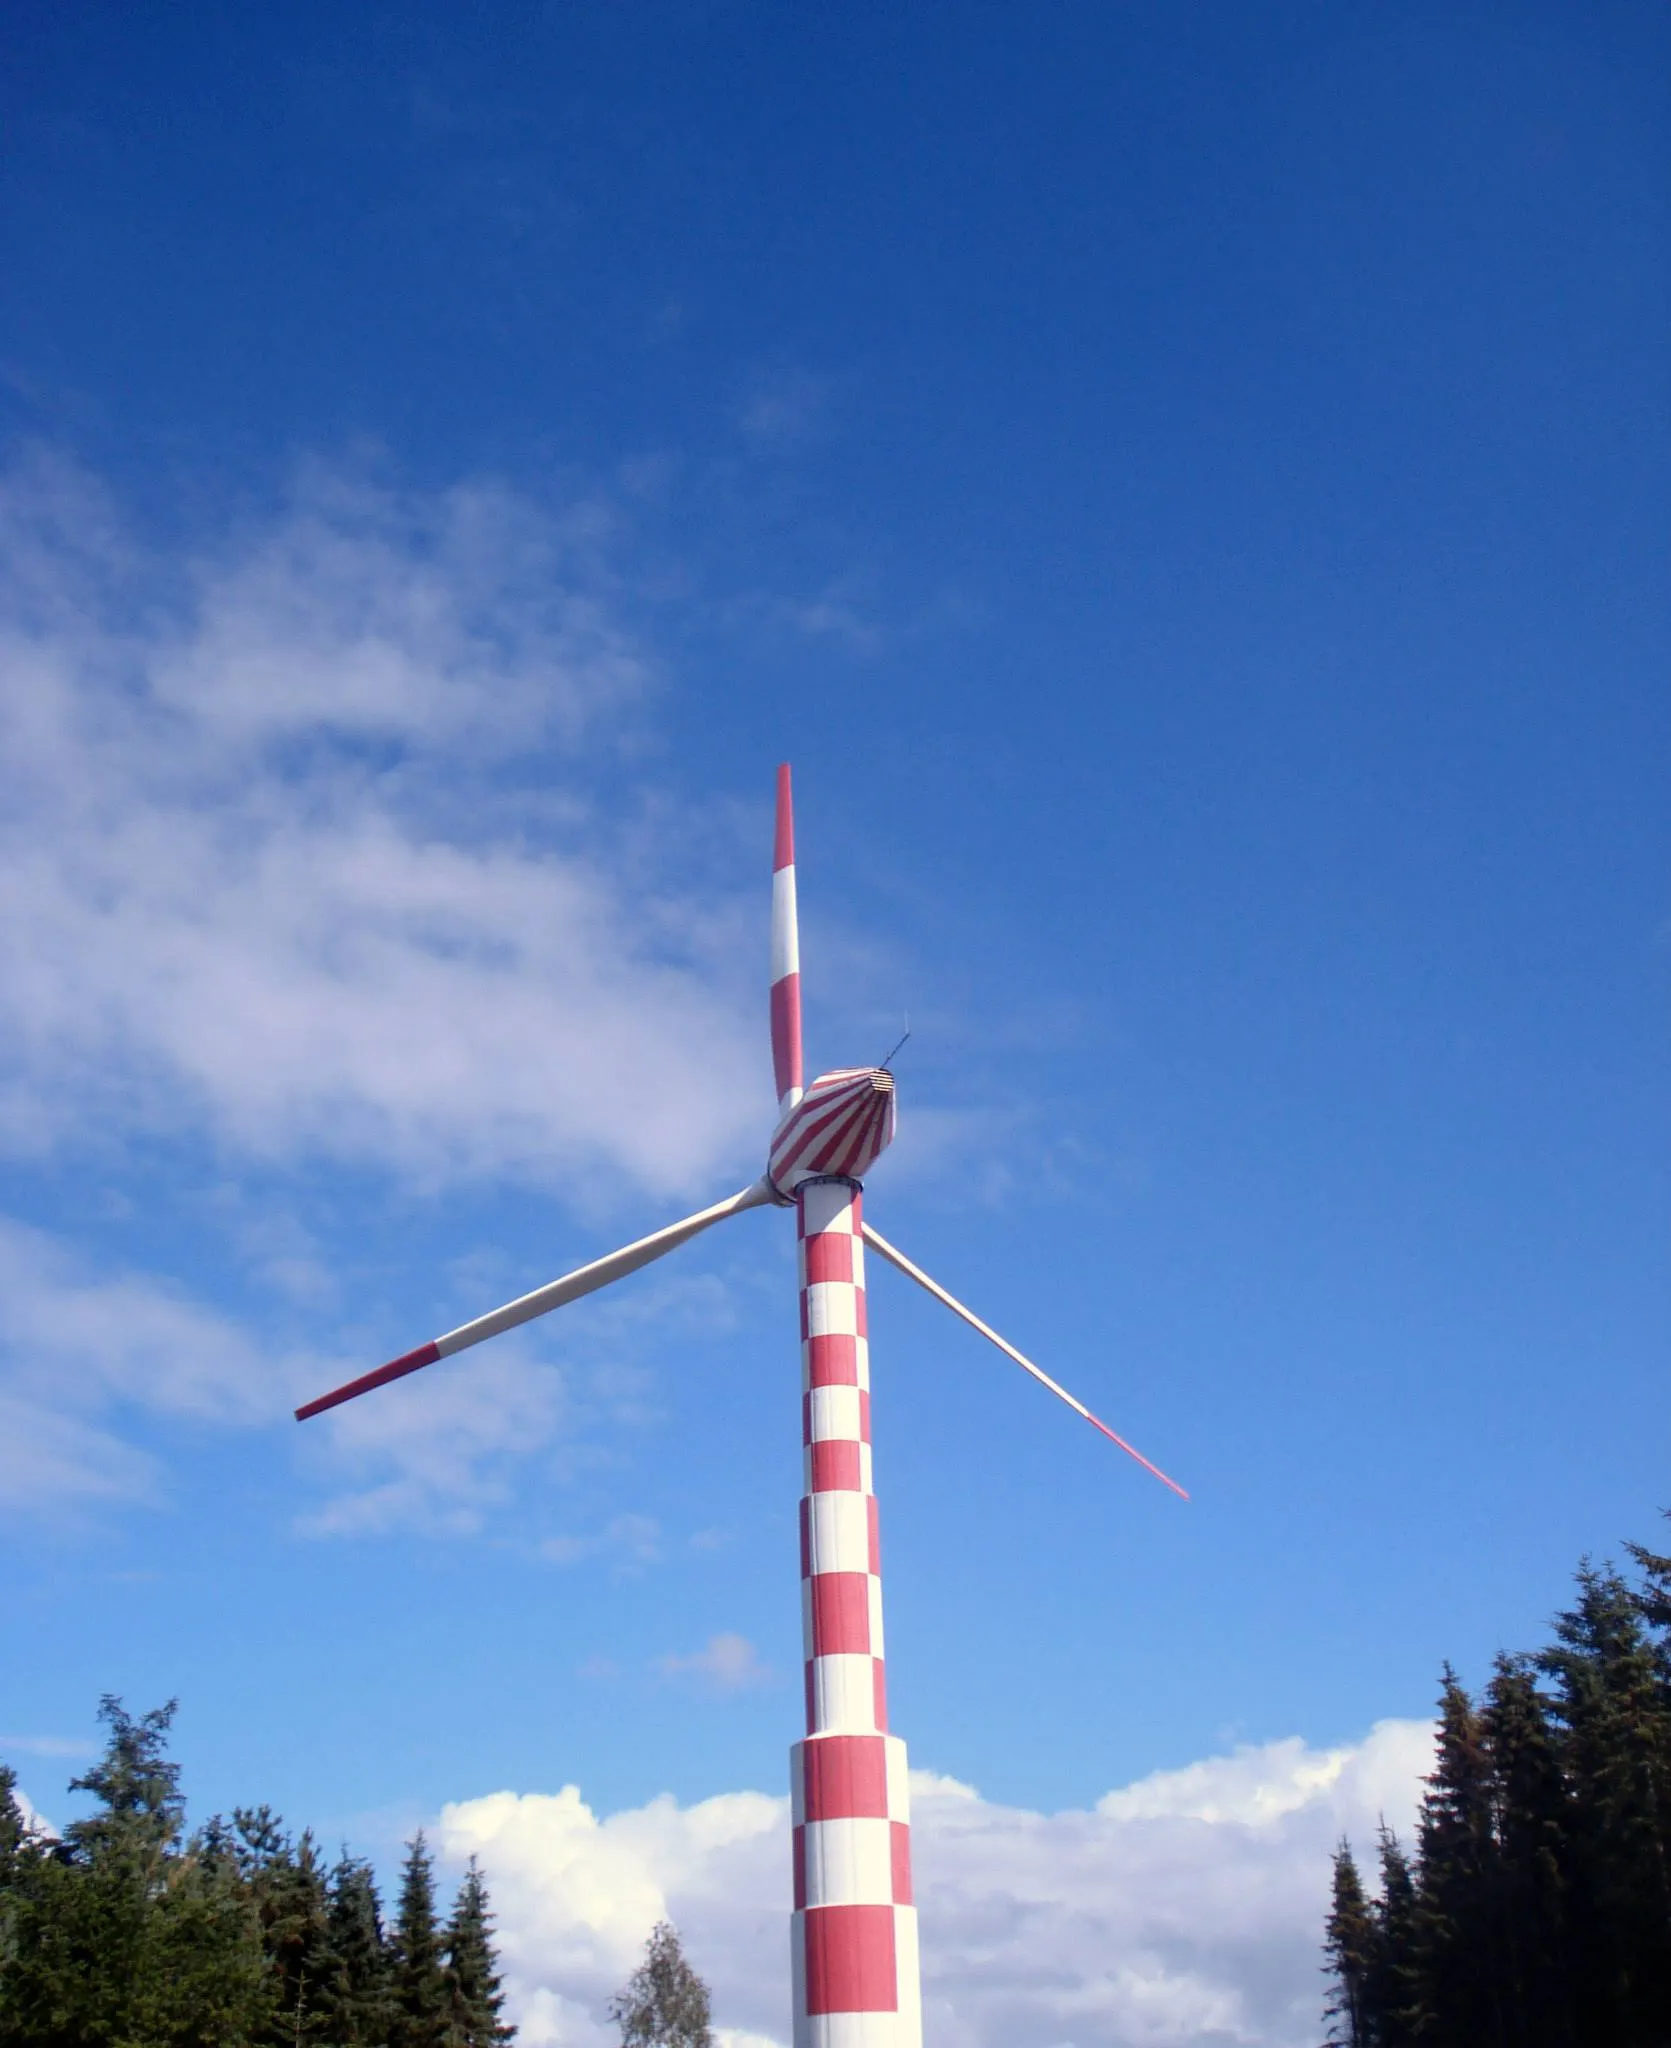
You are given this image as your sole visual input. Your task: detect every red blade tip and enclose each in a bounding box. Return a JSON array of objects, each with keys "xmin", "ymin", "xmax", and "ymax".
[
  {"xmin": 774, "ymin": 763, "xmax": 794, "ymax": 870},
  {"xmin": 294, "ymin": 1341, "xmax": 442, "ymax": 1422}
]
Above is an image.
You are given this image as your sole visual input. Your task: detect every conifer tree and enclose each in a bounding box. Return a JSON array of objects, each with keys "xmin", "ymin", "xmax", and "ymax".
[
  {"xmin": 1320, "ymin": 1539, "xmax": 1671, "ymax": 2048},
  {"xmin": 321, "ymin": 1851, "xmax": 396, "ymax": 2047},
  {"xmin": 608, "ymin": 1921, "xmax": 713, "ymax": 2048},
  {"xmin": 1539, "ymin": 1562, "xmax": 1671, "ymax": 2046},
  {"xmin": 0, "ymin": 1763, "xmax": 44, "ymax": 1986},
  {"xmin": 445, "ymin": 1858, "xmax": 516, "ymax": 2045},
  {"xmin": 1412, "ymin": 1667, "xmax": 1504, "ymax": 2048},
  {"xmin": 233, "ymin": 1807, "xmax": 333, "ymax": 2046},
  {"xmin": 1323, "ymin": 1842, "xmax": 1374, "ymax": 2047},
  {"xmin": 1481, "ymin": 1656, "xmax": 1573, "ymax": 2048},
  {"xmin": 0, "ymin": 1762, "xmax": 37, "ymax": 1889},
  {"xmin": 0, "ymin": 1696, "xmax": 270, "ymax": 2045},
  {"xmin": 64, "ymin": 1694, "xmax": 186, "ymax": 1872},
  {"xmin": 0, "ymin": 1697, "xmax": 520, "ymax": 2048},
  {"xmin": 1368, "ymin": 1824, "xmax": 1419, "ymax": 2048},
  {"xmin": 1624, "ymin": 1528, "xmax": 1671, "ymax": 1640},
  {"xmin": 393, "ymin": 1830, "xmax": 451, "ymax": 2048}
]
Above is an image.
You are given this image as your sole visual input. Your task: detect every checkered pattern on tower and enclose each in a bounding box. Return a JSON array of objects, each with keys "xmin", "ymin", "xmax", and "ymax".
[{"xmin": 790, "ymin": 1175, "xmax": 921, "ymax": 2048}]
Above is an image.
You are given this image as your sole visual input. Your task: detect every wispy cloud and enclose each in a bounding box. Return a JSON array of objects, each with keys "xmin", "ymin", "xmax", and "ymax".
[
  {"xmin": 0, "ymin": 452, "xmax": 765, "ymax": 1200},
  {"xmin": 655, "ymin": 1633, "xmax": 771, "ymax": 1694},
  {"xmin": 0, "ymin": 1209, "xmax": 744, "ymax": 1532},
  {"xmin": 295, "ymin": 1341, "xmax": 569, "ymax": 1538},
  {"xmin": 734, "ymin": 368, "xmax": 833, "ymax": 449},
  {"xmin": 0, "ymin": 1734, "xmax": 95, "ymax": 1760},
  {"xmin": 439, "ymin": 1717, "xmax": 1434, "ymax": 2048},
  {"xmin": 0, "ymin": 1216, "xmax": 291, "ymax": 1517},
  {"xmin": 541, "ymin": 1512, "xmax": 662, "ymax": 1571}
]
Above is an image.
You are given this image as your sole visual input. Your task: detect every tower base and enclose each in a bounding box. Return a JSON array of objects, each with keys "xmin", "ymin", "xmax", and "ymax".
[{"xmin": 789, "ymin": 1733, "xmax": 921, "ymax": 2048}]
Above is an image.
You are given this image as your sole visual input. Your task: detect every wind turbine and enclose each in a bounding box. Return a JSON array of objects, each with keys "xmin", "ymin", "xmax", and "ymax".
[{"xmin": 296, "ymin": 764, "xmax": 1185, "ymax": 2048}]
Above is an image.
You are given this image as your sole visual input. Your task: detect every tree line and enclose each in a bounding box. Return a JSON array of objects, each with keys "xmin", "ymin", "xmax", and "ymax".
[
  {"xmin": 0, "ymin": 1696, "xmax": 513, "ymax": 2046},
  {"xmin": 1323, "ymin": 1529, "xmax": 1671, "ymax": 2048}
]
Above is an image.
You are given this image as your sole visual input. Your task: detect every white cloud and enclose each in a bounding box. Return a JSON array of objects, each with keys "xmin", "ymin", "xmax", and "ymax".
[
  {"xmin": 0, "ymin": 1216, "xmax": 290, "ymax": 1515},
  {"xmin": 656, "ymin": 1633, "xmax": 771, "ymax": 1693},
  {"xmin": 542, "ymin": 1512, "xmax": 663, "ymax": 1570},
  {"xmin": 441, "ymin": 1780, "xmax": 786, "ymax": 2048},
  {"xmin": 438, "ymin": 1718, "xmax": 1434, "ymax": 2048},
  {"xmin": 0, "ymin": 452, "xmax": 766, "ymax": 1198},
  {"xmin": 295, "ymin": 1342, "xmax": 569, "ymax": 1538},
  {"xmin": 0, "ymin": 1734, "xmax": 94, "ymax": 1760},
  {"xmin": 0, "ymin": 1208, "xmax": 574, "ymax": 1531}
]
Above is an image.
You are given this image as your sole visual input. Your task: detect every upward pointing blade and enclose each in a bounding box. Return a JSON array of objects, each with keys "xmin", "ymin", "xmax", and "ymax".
[
  {"xmin": 861, "ymin": 1223, "xmax": 1189, "ymax": 1499},
  {"xmin": 770, "ymin": 762, "xmax": 804, "ymax": 1119},
  {"xmin": 295, "ymin": 1181, "xmax": 774, "ymax": 1421}
]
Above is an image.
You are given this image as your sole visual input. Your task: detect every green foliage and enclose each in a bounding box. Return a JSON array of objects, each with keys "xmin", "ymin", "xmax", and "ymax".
[
  {"xmin": 0, "ymin": 1700, "xmax": 269, "ymax": 2047},
  {"xmin": 392, "ymin": 1832, "xmax": 450, "ymax": 2048},
  {"xmin": 444, "ymin": 1860, "xmax": 515, "ymax": 2046},
  {"xmin": 1323, "ymin": 1531, "xmax": 1671, "ymax": 2048},
  {"xmin": 608, "ymin": 1920, "xmax": 713, "ymax": 2048},
  {"xmin": 322, "ymin": 1852, "xmax": 397, "ymax": 2047},
  {"xmin": 0, "ymin": 1700, "xmax": 515, "ymax": 2048},
  {"xmin": 1323, "ymin": 1842, "xmax": 1374, "ymax": 2047}
]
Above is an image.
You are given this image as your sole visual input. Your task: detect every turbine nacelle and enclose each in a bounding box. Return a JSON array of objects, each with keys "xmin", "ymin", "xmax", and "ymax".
[{"xmin": 766, "ymin": 1065, "xmax": 897, "ymax": 1198}]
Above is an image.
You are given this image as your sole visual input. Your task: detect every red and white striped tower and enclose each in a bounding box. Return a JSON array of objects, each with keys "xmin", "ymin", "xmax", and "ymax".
[{"xmin": 790, "ymin": 1174, "xmax": 920, "ymax": 2048}]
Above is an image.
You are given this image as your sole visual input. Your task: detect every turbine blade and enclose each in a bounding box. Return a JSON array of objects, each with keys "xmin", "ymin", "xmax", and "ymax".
[
  {"xmin": 296, "ymin": 1181, "xmax": 774, "ymax": 1422},
  {"xmin": 770, "ymin": 762, "xmax": 804, "ymax": 1119},
  {"xmin": 860, "ymin": 1223, "xmax": 1189, "ymax": 1499}
]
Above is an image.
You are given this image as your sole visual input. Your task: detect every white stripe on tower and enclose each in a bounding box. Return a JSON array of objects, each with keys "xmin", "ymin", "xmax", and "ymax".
[
  {"xmin": 790, "ymin": 1177, "xmax": 921, "ymax": 2048},
  {"xmin": 772, "ymin": 763, "xmax": 804, "ymax": 1121}
]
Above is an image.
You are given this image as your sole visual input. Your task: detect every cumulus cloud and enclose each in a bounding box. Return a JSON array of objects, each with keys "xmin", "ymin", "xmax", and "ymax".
[
  {"xmin": 438, "ymin": 1718, "xmax": 1433, "ymax": 2048},
  {"xmin": 0, "ymin": 452, "xmax": 765, "ymax": 1197}
]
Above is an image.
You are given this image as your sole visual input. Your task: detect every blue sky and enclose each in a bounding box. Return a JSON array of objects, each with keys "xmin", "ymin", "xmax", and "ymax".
[{"xmin": 2, "ymin": 6, "xmax": 1666, "ymax": 2043}]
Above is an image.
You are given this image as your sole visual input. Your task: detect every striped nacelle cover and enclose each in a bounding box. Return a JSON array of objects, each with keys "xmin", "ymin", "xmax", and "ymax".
[{"xmin": 768, "ymin": 1067, "xmax": 898, "ymax": 1198}]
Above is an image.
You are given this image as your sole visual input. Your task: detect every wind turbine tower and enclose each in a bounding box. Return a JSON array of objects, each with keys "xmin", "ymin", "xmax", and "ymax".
[{"xmin": 297, "ymin": 765, "xmax": 1185, "ymax": 2047}]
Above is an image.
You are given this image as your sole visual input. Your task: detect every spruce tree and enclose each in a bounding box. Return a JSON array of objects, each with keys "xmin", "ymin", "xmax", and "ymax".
[
  {"xmin": 1368, "ymin": 1824, "xmax": 1419, "ymax": 2048},
  {"xmin": 0, "ymin": 1764, "xmax": 45, "ymax": 1990},
  {"xmin": 1320, "ymin": 1534, "xmax": 1671, "ymax": 2048},
  {"xmin": 444, "ymin": 1858, "xmax": 516, "ymax": 2045},
  {"xmin": 0, "ymin": 1696, "xmax": 270, "ymax": 2045},
  {"xmin": 608, "ymin": 1921, "xmax": 713, "ymax": 2048},
  {"xmin": 64, "ymin": 1694, "xmax": 186, "ymax": 1872},
  {"xmin": 0, "ymin": 1762, "xmax": 41, "ymax": 1897},
  {"xmin": 0, "ymin": 1698, "xmax": 520, "ymax": 2048},
  {"xmin": 392, "ymin": 1830, "xmax": 451, "ymax": 2048},
  {"xmin": 1481, "ymin": 1656, "xmax": 1574, "ymax": 2048},
  {"xmin": 1412, "ymin": 1667, "xmax": 1505, "ymax": 2048},
  {"xmin": 233, "ymin": 1807, "xmax": 333, "ymax": 2046},
  {"xmin": 320, "ymin": 1851, "xmax": 396, "ymax": 2047},
  {"xmin": 1539, "ymin": 1562, "xmax": 1671, "ymax": 2047},
  {"xmin": 1323, "ymin": 1842, "xmax": 1374, "ymax": 2047}
]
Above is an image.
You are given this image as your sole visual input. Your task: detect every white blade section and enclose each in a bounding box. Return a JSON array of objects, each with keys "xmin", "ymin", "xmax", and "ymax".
[
  {"xmin": 860, "ymin": 1223, "xmax": 1189, "ymax": 1499},
  {"xmin": 296, "ymin": 1181, "xmax": 774, "ymax": 1420},
  {"xmin": 438, "ymin": 1180, "xmax": 775, "ymax": 1355}
]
